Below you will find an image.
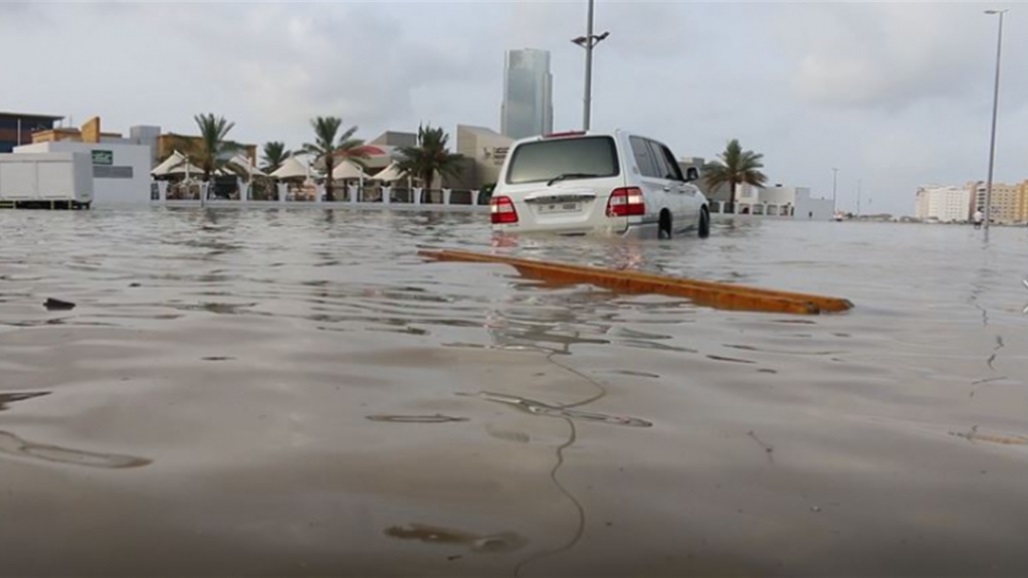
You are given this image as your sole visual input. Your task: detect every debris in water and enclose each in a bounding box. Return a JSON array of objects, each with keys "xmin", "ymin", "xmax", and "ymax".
[
  {"xmin": 747, "ymin": 430, "xmax": 775, "ymax": 463},
  {"xmin": 949, "ymin": 425, "xmax": 1028, "ymax": 446},
  {"xmin": 43, "ymin": 298, "xmax": 75, "ymax": 311}
]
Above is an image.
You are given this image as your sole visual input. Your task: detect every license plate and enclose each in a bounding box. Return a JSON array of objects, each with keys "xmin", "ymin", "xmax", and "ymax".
[{"xmin": 538, "ymin": 202, "xmax": 581, "ymax": 213}]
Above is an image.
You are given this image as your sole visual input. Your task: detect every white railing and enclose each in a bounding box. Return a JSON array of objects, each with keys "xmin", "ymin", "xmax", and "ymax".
[{"xmin": 152, "ymin": 180, "xmax": 492, "ymax": 211}]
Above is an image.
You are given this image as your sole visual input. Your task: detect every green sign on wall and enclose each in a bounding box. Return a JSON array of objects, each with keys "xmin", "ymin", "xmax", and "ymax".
[{"xmin": 92, "ymin": 150, "xmax": 113, "ymax": 166}]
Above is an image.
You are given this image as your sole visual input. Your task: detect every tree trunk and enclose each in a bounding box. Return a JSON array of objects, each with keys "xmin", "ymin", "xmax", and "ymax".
[
  {"xmin": 324, "ymin": 155, "xmax": 335, "ymax": 202},
  {"xmin": 728, "ymin": 179, "xmax": 737, "ymax": 213}
]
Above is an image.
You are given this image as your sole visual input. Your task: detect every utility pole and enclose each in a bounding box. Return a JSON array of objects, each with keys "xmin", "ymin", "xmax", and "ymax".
[
  {"xmin": 856, "ymin": 179, "xmax": 862, "ymax": 217},
  {"xmin": 983, "ymin": 9, "xmax": 1008, "ymax": 234},
  {"xmin": 572, "ymin": 0, "xmax": 609, "ymax": 131}
]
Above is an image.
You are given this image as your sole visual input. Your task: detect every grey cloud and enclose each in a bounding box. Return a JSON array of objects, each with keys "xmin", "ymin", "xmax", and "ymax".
[{"xmin": 773, "ymin": 3, "xmax": 1027, "ymax": 111}]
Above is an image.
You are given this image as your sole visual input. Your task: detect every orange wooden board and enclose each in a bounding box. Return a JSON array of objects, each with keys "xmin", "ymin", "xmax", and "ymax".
[{"xmin": 419, "ymin": 249, "xmax": 854, "ymax": 315}]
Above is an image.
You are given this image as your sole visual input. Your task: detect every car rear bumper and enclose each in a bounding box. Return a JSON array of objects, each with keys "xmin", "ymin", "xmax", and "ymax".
[{"xmin": 491, "ymin": 220, "xmax": 659, "ymax": 238}]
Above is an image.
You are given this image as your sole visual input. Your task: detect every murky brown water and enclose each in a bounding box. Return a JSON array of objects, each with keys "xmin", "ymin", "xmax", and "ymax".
[{"xmin": 2, "ymin": 208, "xmax": 1027, "ymax": 577}]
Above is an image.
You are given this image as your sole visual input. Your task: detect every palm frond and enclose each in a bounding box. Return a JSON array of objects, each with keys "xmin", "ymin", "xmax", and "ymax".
[
  {"xmin": 306, "ymin": 116, "xmax": 362, "ymax": 201},
  {"xmin": 261, "ymin": 141, "xmax": 291, "ymax": 172}
]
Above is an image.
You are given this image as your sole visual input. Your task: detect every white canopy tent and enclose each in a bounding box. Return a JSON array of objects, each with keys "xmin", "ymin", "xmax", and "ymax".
[
  {"xmin": 331, "ymin": 159, "xmax": 366, "ymax": 181},
  {"xmin": 367, "ymin": 160, "xmax": 407, "ymax": 183},
  {"xmin": 151, "ymin": 150, "xmax": 203, "ymax": 178},
  {"xmin": 270, "ymin": 155, "xmax": 310, "ymax": 180},
  {"xmin": 228, "ymin": 153, "xmax": 267, "ymax": 178}
]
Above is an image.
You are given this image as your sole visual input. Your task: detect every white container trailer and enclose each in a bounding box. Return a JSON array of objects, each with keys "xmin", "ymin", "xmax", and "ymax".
[{"xmin": 0, "ymin": 152, "xmax": 94, "ymax": 209}]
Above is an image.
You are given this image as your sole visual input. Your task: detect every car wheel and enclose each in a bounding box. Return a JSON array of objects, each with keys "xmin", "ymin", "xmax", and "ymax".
[
  {"xmin": 659, "ymin": 210, "xmax": 672, "ymax": 240},
  {"xmin": 698, "ymin": 207, "xmax": 710, "ymax": 238}
]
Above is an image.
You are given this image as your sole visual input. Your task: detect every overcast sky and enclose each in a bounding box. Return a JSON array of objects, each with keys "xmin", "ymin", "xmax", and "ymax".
[{"xmin": 2, "ymin": 1, "xmax": 1025, "ymax": 215}]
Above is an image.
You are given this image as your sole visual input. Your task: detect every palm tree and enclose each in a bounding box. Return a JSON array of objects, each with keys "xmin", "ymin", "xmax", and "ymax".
[
  {"xmin": 703, "ymin": 139, "xmax": 767, "ymax": 212},
  {"xmin": 261, "ymin": 141, "xmax": 291, "ymax": 173},
  {"xmin": 397, "ymin": 124, "xmax": 463, "ymax": 194},
  {"xmin": 302, "ymin": 116, "xmax": 365, "ymax": 202},
  {"xmin": 186, "ymin": 113, "xmax": 245, "ymax": 182}
]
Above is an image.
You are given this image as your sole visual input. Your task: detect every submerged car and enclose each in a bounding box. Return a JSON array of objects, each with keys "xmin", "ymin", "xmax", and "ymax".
[{"xmin": 489, "ymin": 130, "xmax": 710, "ymax": 239}]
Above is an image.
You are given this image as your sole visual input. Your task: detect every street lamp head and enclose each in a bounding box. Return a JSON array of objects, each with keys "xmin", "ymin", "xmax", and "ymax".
[
  {"xmin": 572, "ymin": 36, "xmax": 587, "ymax": 46},
  {"xmin": 984, "ymin": 9, "xmax": 1008, "ymax": 14},
  {"xmin": 597, "ymin": 31, "xmax": 610, "ymax": 41}
]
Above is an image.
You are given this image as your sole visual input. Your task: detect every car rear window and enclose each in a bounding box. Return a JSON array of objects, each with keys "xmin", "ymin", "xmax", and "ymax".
[{"xmin": 505, "ymin": 136, "xmax": 620, "ymax": 184}]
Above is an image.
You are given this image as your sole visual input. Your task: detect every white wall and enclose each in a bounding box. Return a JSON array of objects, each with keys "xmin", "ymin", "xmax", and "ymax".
[
  {"xmin": 14, "ymin": 141, "xmax": 153, "ymax": 205},
  {"xmin": 758, "ymin": 185, "xmax": 799, "ymax": 206},
  {"xmin": 794, "ymin": 188, "xmax": 835, "ymax": 221},
  {"xmin": 0, "ymin": 152, "xmax": 94, "ymax": 202}
]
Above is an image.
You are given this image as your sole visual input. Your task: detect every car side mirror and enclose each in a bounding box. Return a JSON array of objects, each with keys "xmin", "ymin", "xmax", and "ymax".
[{"xmin": 684, "ymin": 167, "xmax": 699, "ymax": 182}]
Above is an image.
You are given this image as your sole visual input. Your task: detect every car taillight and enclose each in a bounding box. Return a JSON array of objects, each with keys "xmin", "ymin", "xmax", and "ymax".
[
  {"xmin": 606, "ymin": 187, "xmax": 645, "ymax": 217},
  {"xmin": 490, "ymin": 195, "xmax": 519, "ymax": 224}
]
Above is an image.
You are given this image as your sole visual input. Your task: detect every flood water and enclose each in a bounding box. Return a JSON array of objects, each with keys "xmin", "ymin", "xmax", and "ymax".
[{"xmin": 1, "ymin": 208, "xmax": 1027, "ymax": 577}]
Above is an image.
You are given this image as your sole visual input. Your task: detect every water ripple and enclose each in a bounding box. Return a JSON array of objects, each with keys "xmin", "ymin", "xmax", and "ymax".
[{"xmin": 2, "ymin": 209, "xmax": 1028, "ymax": 576}]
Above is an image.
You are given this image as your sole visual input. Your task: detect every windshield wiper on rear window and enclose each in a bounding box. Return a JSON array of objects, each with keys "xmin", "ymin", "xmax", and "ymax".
[{"xmin": 546, "ymin": 173, "xmax": 598, "ymax": 186}]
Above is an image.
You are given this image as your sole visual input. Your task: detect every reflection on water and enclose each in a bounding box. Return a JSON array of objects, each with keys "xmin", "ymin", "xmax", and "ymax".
[
  {"xmin": 0, "ymin": 391, "xmax": 51, "ymax": 410},
  {"xmin": 0, "ymin": 391, "xmax": 151, "ymax": 468},
  {"xmin": 0, "ymin": 430, "xmax": 152, "ymax": 469},
  {"xmin": 385, "ymin": 523, "xmax": 527, "ymax": 554},
  {"xmin": 469, "ymin": 392, "xmax": 652, "ymax": 428},
  {"xmin": 1, "ymin": 209, "xmax": 1028, "ymax": 575},
  {"xmin": 366, "ymin": 414, "xmax": 469, "ymax": 424}
]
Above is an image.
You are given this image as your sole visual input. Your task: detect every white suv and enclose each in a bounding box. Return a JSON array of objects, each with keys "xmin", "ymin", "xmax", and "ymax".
[{"xmin": 489, "ymin": 130, "xmax": 710, "ymax": 239}]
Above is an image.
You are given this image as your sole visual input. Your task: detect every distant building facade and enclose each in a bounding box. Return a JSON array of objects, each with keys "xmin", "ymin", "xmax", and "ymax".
[
  {"xmin": 728, "ymin": 183, "xmax": 834, "ymax": 220},
  {"xmin": 156, "ymin": 134, "xmax": 256, "ymax": 168},
  {"xmin": 369, "ymin": 131, "xmax": 417, "ymax": 148},
  {"xmin": 915, "ymin": 185, "xmax": 972, "ymax": 222},
  {"xmin": 1019, "ymin": 180, "xmax": 1028, "ymax": 223},
  {"xmin": 456, "ymin": 124, "xmax": 514, "ymax": 189},
  {"xmin": 500, "ymin": 49, "xmax": 553, "ymax": 140},
  {"xmin": 0, "ymin": 111, "xmax": 63, "ymax": 153},
  {"xmin": 17, "ymin": 116, "xmax": 154, "ymax": 205},
  {"xmin": 967, "ymin": 181, "xmax": 1021, "ymax": 224}
]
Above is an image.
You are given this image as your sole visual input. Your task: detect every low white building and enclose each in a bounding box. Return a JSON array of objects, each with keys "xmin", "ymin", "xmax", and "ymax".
[
  {"xmin": 0, "ymin": 152, "xmax": 94, "ymax": 206},
  {"xmin": 14, "ymin": 140, "xmax": 153, "ymax": 205},
  {"xmin": 793, "ymin": 188, "xmax": 835, "ymax": 221},
  {"xmin": 731, "ymin": 184, "xmax": 835, "ymax": 220},
  {"xmin": 915, "ymin": 185, "xmax": 971, "ymax": 223}
]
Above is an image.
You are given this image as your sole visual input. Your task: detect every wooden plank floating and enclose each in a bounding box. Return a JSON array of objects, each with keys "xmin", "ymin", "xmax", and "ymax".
[{"xmin": 419, "ymin": 249, "xmax": 854, "ymax": 315}]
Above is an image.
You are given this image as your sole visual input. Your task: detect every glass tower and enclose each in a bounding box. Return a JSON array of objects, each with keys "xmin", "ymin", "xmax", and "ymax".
[{"xmin": 500, "ymin": 49, "xmax": 554, "ymax": 140}]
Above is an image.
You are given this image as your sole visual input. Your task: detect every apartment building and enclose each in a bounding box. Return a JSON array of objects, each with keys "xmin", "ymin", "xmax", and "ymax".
[
  {"xmin": 915, "ymin": 185, "xmax": 972, "ymax": 222},
  {"xmin": 967, "ymin": 181, "xmax": 1022, "ymax": 224}
]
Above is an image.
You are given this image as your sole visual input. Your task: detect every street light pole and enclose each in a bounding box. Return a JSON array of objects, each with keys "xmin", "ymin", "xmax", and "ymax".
[
  {"xmin": 572, "ymin": 0, "xmax": 609, "ymax": 131},
  {"xmin": 856, "ymin": 179, "xmax": 862, "ymax": 217},
  {"xmin": 983, "ymin": 9, "xmax": 1008, "ymax": 232},
  {"xmin": 583, "ymin": 0, "xmax": 594, "ymax": 131},
  {"xmin": 831, "ymin": 167, "xmax": 838, "ymax": 212}
]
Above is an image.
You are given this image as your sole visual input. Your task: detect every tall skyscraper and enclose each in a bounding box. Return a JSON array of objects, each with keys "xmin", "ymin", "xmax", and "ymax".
[{"xmin": 500, "ymin": 49, "xmax": 553, "ymax": 140}]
